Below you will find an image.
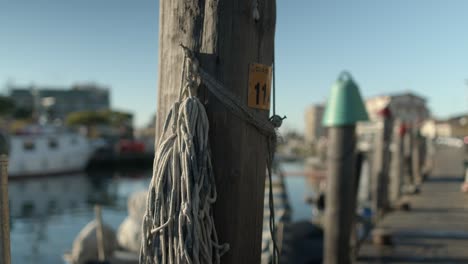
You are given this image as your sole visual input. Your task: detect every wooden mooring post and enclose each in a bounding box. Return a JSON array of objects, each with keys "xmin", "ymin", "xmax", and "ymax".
[
  {"xmin": 412, "ymin": 128, "xmax": 423, "ymax": 185},
  {"xmin": 372, "ymin": 108, "xmax": 393, "ymax": 217},
  {"xmin": 322, "ymin": 72, "xmax": 368, "ymax": 264},
  {"xmin": 155, "ymin": 1, "xmax": 275, "ymax": 263},
  {"xmin": 389, "ymin": 119, "xmax": 404, "ymax": 205},
  {"xmin": 403, "ymin": 125, "xmax": 415, "ymax": 190},
  {"xmin": 0, "ymin": 155, "xmax": 10, "ymax": 264},
  {"xmin": 94, "ymin": 205, "xmax": 106, "ymax": 262}
]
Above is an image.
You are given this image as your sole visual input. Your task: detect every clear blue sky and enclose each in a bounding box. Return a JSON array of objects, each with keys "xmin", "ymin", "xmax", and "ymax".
[{"xmin": 1, "ymin": 0, "xmax": 467, "ymax": 130}]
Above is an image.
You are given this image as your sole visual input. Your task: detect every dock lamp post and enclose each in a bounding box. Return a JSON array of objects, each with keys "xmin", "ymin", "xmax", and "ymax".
[
  {"xmin": 322, "ymin": 72, "xmax": 369, "ymax": 264},
  {"xmin": 0, "ymin": 133, "xmax": 10, "ymax": 264}
]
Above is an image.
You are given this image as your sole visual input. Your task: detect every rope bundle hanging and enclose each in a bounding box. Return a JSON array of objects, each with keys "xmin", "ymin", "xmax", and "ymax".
[{"xmin": 140, "ymin": 49, "xmax": 229, "ymax": 264}]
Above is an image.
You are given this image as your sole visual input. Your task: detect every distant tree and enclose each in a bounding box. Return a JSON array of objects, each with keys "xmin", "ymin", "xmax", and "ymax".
[
  {"xmin": 66, "ymin": 110, "xmax": 133, "ymax": 127},
  {"xmin": 105, "ymin": 110, "xmax": 133, "ymax": 126},
  {"xmin": 284, "ymin": 130, "xmax": 304, "ymax": 141},
  {"xmin": 66, "ymin": 110, "xmax": 133, "ymax": 138},
  {"xmin": 66, "ymin": 111, "xmax": 110, "ymax": 126},
  {"xmin": 0, "ymin": 96, "xmax": 15, "ymax": 116}
]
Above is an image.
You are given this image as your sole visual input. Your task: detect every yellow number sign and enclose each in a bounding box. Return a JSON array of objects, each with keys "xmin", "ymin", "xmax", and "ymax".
[{"xmin": 248, "ymin": 63, "xmax": 272, "ymax": 110}]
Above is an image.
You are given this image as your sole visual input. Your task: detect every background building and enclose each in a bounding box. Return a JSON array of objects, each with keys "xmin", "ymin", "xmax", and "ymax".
[
  {"xmin": 305, "ymin": 92, "xmax": 431, "ymax": 144},
  {"xmin": 9, "ymin": 89, "xmax": 34, "ymax": 111},
  {"xmin": 365, "ymin": 92, "xmax": 430, "ymax": 124},
  {"xmin": 356, "ymin": 92, "xmax": 431, "ymax": 149},
  {"xmin": 421, "ymin": 114, "xmax": 468, "ymax": 139},
  {"xmin": 9, "ymin": 83, "xmax": 110, "ymax": 121},
  {"xmin": 304, "ymin": 104, "xmax": 325, "ymax": 143}
]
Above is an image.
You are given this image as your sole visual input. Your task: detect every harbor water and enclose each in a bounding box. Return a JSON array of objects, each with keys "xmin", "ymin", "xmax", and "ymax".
[{"xmin": 9, "ymin": 161, "xmax": 312, "ymax": 264}]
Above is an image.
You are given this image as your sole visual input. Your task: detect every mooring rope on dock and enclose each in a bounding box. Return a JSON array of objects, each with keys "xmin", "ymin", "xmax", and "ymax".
[{"xmin": 140, "ymin": 45, "xmax": 282, "ymax": 264}]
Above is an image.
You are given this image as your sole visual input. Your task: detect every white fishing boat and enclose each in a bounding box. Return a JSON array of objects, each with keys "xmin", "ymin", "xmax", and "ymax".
[{"xmin": 6, "ymin": 125, "xmax": 93, "ymax": 177}]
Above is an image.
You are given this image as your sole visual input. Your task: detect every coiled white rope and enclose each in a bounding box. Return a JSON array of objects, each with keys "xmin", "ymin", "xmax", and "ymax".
[{"xmin": 140, "ymin": 52, "xmax": 229, "ymax": 264}]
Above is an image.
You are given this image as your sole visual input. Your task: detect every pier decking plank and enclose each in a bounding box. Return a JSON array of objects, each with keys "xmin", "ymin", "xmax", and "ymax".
[{"xmin": 358, "ymin": 146, "xmax": 468, "ymax": 263}]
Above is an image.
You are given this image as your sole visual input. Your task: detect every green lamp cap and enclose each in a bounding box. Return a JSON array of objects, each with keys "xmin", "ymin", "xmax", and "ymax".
[{"xmin": 322, "ymin": 71, "xmax": 369, "ymax": 127}]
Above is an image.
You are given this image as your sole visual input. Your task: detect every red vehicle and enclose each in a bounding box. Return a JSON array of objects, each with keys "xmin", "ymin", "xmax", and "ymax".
[{"xmin": 116, "ymin": 139, "xmax": 145, "ymax": 154}]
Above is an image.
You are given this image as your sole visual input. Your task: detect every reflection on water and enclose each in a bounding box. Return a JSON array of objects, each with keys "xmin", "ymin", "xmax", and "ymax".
[
  {"xmin": 10, "ymin": 170, "xmax": 151, "ymax": 264},
  {"xmin": 9, "ymin": 162, "xmax": 312, "ymax": 264},
  {"xmin": 281, "ymin": 161, "xmax": 314, "ymax": 221}
]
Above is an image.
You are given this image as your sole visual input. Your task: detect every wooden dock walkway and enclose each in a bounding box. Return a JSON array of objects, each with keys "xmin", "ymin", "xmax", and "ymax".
[{"xmin": 358, "ymin": 145, "xmax": 468, "ymax": 263}]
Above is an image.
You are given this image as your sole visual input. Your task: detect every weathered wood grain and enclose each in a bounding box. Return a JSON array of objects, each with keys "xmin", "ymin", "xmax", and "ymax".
[
  {"xmin": 155, "ymin": 1, "xmax": 276, "ymax": 263},
  {"xmin": 324, "ymin": 125, "xmax": 357, "ymax": 264}
]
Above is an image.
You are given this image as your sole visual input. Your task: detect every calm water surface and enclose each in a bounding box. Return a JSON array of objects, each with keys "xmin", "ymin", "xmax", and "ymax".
[{"xmin": 9, "ymin": 162, "xmax": 311, "ymax": 264}]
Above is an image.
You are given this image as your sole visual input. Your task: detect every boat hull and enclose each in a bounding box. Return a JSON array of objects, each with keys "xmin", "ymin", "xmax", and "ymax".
[{"xmin": 8, "ymin": 133, "xmax": 91, "ymax": 177}]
